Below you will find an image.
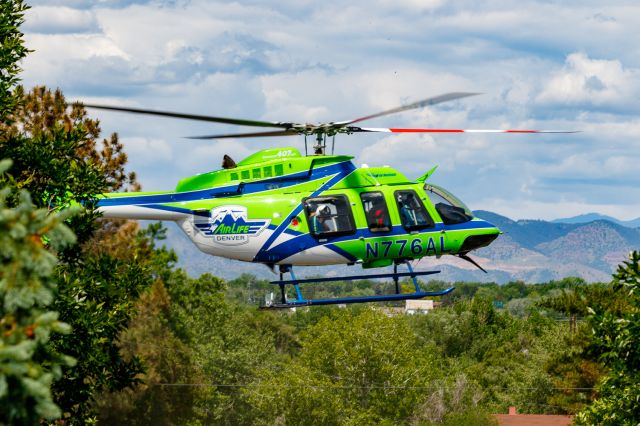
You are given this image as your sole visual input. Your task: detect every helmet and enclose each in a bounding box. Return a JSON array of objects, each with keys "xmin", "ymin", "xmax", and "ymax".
[{"xmin": 316, "ymin": 204, "xmax": 331, "ymax": 216}]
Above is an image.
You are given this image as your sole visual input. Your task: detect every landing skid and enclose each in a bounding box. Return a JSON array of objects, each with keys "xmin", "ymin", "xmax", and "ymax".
[{"xmin": 261, "ymin": 262, "xmax": 453, "ymax": 310}]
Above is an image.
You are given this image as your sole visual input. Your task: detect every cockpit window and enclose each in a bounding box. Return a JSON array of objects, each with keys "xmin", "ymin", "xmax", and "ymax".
[{"xmin": 424, "ymin": 184, "xmax": 474, "ymax": 225}]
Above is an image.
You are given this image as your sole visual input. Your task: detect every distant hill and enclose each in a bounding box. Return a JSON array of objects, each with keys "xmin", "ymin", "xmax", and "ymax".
[
  {"xmin": 553, "ymin": 213, "xmax": 640, "ymax": 228},
  {"xmin": 158, "ymin": 211, "xmax": 640, "ymax": 285}
]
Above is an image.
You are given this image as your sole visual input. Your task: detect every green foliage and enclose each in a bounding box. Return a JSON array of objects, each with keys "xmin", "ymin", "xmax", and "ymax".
[
  {"xmin": 408, "ymin": 297, "xmax": 567, "ymax": 414},
  {"xmin": 93, "ymin": 267, "xmax": 616, "ymax": 423},
  {"xmin": 95, "ymin": 260, "xmax": 281, "ymax": 425},
  {"xmin": 537, "ymin": 279, "xmax": 589, "ymax": 333},
  {"xmin": 50, "ymin": 251, "xmax": 153, "ymax": 420},
  {"xmin": 0, "ymin": 86, "xmax": 152, "ymax": 423},
  {"xmin": 247, "ymin": 308, "xmax": 453, "ymax": 424},
  {"xmin": 0, "ymin": 159, "xmax": 77, "ymax": 424},
  {"xmin": 0, "ymin": 0, "xmax": 30, "ymax": 123},
  {"xmin": 440, "ymin": 408, "xmax": 498, "ymax": 426},
  {"xmin": 0, "ymin": 87, "xmax": 136, "ymax": 218},
  {"xmin": 575, "ymin": 251, "xmax": 640, "ymax": 425}
]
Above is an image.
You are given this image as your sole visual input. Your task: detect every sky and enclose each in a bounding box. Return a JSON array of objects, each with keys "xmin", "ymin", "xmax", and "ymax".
[{"xmin": 20, "ymin": 0, "xmax": 640, "ymax": 220}]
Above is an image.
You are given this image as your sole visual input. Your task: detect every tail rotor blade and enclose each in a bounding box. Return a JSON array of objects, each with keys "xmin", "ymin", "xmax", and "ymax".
[{"xmin": 349, "ymin": 127, "xmax": 579, "ymax": 134}]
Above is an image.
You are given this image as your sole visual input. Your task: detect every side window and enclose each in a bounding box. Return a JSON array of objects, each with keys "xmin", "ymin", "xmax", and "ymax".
[
  {"xmin": 395, "ymin": 190, "xmax": 434, "ymax": 230},
  {"xmin": 360, "ymin": 192, "xmax": 391, "ymax": 233},
  {"xmin": 303, "ymin": 195, "xmax": 355, "ymax": 237}
]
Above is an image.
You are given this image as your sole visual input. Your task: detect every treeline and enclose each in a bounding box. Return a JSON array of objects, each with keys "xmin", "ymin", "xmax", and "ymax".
[
  {"xmin": 88, "ymin": 254, "xmax": 640, "ymax": 424},
  {"xmin": 225, "ymin": 273, "xmax": 593, "ymax": 312},
  {"xmin": 2, "ymin": 2, "xmax": 640, "ymax": 424}
]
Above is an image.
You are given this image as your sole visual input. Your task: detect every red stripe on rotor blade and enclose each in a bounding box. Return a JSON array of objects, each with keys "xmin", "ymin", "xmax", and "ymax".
[{"xmin": 389, "ymin": 128, "xmax": 465, "ymax": 133}]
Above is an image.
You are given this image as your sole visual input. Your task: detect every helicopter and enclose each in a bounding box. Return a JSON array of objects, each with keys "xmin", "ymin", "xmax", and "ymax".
[{"xmin": 84, "ymin": 92, "xmax": 574, "ymax": 309}]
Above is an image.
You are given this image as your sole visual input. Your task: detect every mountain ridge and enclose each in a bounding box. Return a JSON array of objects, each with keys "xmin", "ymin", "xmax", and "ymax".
[{"xmin": 552, "ymin": 212, "xmax": 640, "ymax": 228}]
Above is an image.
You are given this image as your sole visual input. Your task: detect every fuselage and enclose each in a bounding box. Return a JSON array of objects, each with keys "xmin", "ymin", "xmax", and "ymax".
[{"xmin": 96, "ymin": 147, "xmax": 500, "ymax": 268}]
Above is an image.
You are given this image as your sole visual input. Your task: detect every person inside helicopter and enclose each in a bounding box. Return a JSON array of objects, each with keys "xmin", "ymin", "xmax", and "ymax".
[
  {"xmin": 361, "ymin": 192, "xmax": 391, "ymax": 232},
  {"xmin": 397, "ymin": 191, "xmax": 432, "ymax": 229},
  {"xmin": 310, "ymin": 204, "xmax": 335, "ymax": 234},
  {"xmin": 304, "ymin": 196, "xmax": 355, "ymax": 237}
]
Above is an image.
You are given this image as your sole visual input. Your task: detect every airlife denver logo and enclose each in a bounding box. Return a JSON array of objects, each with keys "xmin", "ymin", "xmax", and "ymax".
[{"xmin": 195, "ymin": 205, "xmax": 270, "ymax": 245}]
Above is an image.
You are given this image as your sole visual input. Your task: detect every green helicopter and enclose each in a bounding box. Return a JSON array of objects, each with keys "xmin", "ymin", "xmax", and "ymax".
[{"xmin": 85, "ymin": 92, "xmax": 574, "ymax": 308}]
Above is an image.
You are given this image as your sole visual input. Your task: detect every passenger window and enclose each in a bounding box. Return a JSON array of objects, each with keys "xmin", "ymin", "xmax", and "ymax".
[
  {"xmin": 263, "ymin": 166, "xmax": 273, "ymax": 178},
  {"xmin": 252, "ymin": 168, "xmax": 261, "ymax": 179},
  {"xmin": 274, "ymin": 164, "xmax": 284, "ymax": 176},
  {"xmin": 395, "ymin": 190, "xmax": 434, "ymax": 230},
  {"xmin": 230, "ymin": 172, "xmax": 238, "ymax": 181},
  {"xmin": 241, "ymin": 170, "xmax": 250, "ymax": 180},
  {"xmin": 304, "ymin": 195, "xmax": 355, "ymax": 237},
  {"xmin": 360, "ymin": 192, "xmax": 391, "ymax": 233}
]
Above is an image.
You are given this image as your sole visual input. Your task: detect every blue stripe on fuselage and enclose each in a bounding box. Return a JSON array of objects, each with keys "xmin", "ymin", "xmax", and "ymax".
[{"xmin": 96, "ymin": 161, "xmax": 353, "ymax": 207}]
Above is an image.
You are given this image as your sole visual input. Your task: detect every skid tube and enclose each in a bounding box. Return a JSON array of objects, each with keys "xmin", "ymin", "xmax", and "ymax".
[{"xmin": 260, "ymin": 262, "xmax": 454, "ymax": 310}]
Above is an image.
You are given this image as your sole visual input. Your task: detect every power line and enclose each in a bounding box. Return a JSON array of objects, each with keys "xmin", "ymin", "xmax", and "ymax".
[{"xmin": 151, "ymin": 383, "xmax": 596, "ymax": 391}]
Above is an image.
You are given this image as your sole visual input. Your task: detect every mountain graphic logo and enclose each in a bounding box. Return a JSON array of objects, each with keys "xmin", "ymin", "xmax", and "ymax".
[{"xmin": 195, "ymin": 205, "xmax": 270, "ymax": 245}]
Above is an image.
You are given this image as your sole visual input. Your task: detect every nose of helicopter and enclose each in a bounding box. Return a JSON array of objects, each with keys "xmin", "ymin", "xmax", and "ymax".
[{"xmin": 458, "ymin": 221, "xmax": 501, "ymax": 253}]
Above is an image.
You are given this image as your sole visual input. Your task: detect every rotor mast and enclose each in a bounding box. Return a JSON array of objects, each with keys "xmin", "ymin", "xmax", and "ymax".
[{"xmin": 313, "ymin": 132, "xmax": 326, "ymax": 155}]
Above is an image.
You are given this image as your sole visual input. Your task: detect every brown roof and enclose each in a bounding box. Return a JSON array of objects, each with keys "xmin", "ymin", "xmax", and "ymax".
[{"xmin": 494, "ymin": 414, "xmax": 573, "ymax": 426}]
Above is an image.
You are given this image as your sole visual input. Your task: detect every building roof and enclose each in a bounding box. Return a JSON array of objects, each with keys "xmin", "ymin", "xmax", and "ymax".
[{"xmin": 494, "ymin": 414, "xmax": 573, "ymax": 426}]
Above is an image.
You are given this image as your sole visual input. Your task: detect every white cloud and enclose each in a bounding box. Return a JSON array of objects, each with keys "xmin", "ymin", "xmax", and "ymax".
[
  {"xmin": 120, "ymin": 137, "xmax": 172, "ymax": 163},
  {"xmin": 537, "ymin": 53, "xmax": 640, "ymax": 109},
  {"xmin": 24, "ymin": 6, "xmax": 99, "ymax": 33}
]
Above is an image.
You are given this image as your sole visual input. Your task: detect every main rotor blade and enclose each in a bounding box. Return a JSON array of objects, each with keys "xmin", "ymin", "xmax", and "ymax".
[
  {"xmin": 81, "ymin": 103, "xmax": 291, "ymax": 129},
  {"xmin": 185, "ymin": 130, "xmax": 300, "ymax": 139},
  {"xmin": 350, "ymin": 127, "xmax": 580, "ymax": 134},
  {"xmin": 337, "ymin": 92, "xmax": 481, "ymax": 126}
]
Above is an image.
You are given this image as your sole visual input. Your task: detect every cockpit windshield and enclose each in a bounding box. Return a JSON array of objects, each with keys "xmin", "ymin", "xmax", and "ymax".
[{"xmin": 424, "ymin": 184, "xmax": 474, "ymax": 225}]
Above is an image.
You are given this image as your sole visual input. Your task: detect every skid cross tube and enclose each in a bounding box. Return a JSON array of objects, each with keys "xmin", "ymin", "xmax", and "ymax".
[{"xmin": 261, "ymin": 263, "xmax": 450, "ymax": 310}]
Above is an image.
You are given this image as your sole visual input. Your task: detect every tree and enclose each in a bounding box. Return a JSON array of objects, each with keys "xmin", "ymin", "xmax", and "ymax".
[
  {"xmin": 94, "ymin": 264, "xmax": 284, "ymax": 425},
  {"xmin": 0, "ymin": 86, "xmax": 154, "ymax": 422},
  {"xmin": 0, "ymin": 159, "xmax": 76, "ymax": 424},
  {"xmin": 0, "ymin": 86, "xmax": 137, "ymax": 213},
  {"xmin": 0, "ymin": 0, "xmax": 29, "ymax": 123},
  {"xmin": 537, "ymin": 282, "xmax": 588, "ymax": 333},
  {"xmin": 575, "ymin": 251, "xmax": 640, "ymax": 425},
  {"xmin": 247, "ymin": 308, "xmax": 457, "ymax": 424}
]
